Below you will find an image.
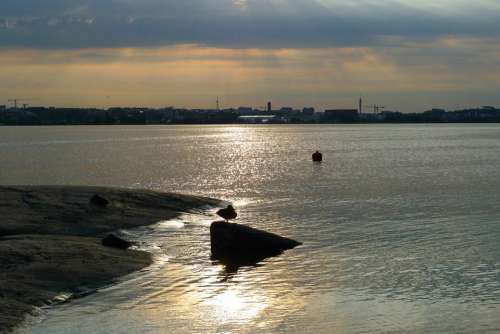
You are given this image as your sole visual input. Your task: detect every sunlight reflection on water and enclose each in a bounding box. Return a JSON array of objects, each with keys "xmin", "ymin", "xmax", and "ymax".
[
  {"xmin": 204, "ymin": 289, "xmax": 267, "ymax": 324},
  {"xmin": 157, "ymin": 220, "xmax": 185, "ymax": 229}
]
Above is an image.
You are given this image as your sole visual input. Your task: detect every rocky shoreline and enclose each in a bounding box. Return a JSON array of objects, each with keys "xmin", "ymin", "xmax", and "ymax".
[{"xmin": 0, "ymin": 186, "xmax": 221, "ymax": 333}]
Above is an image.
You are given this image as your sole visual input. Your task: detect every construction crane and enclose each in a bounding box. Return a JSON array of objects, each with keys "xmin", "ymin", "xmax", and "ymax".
[{"xmin": 7, "ymin": 98, "xmax": 35, "ymax": 109}]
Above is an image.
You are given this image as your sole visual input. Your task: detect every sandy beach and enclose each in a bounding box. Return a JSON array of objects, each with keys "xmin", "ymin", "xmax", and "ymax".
[{"xmin": 0, "ymin": 186, "xmax": 221, "ymax": 333}]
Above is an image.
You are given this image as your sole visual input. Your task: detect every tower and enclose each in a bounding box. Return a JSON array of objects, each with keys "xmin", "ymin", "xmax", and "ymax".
[
  {"xmin": 267, "ymin": 101, "xmax": 272, "ymax": 112},
  {"xmin": 359, "ymin": 96, "xmax": 363, "ymax": 114}
]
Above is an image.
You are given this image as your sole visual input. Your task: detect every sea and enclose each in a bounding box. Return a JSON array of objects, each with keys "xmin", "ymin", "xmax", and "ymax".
[{"xmin": 2, "ymin": 124, "xmax": 500, "ymax": 333}]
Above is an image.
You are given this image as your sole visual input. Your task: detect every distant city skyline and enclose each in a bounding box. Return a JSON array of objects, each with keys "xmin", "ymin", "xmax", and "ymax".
[
  {"xmin": 2, "ymin": 93, "xmax": 498, "ymax": 115},
  {"xmin": 2, "ymin": 1, "xmax": 500, "ymax": 113}
]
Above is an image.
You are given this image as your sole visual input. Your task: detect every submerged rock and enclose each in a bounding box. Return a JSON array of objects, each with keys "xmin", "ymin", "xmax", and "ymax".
[
  {"xmin": 210, "ymin": 221, "xmax": 301, "ymax": 266},
  {"xmin": 101, "ymin": 234, "xmax": 133, "ymax": 249},
  {"xmin": 90, "ymin": 194, "xmax": 110, "ymax": 207}
]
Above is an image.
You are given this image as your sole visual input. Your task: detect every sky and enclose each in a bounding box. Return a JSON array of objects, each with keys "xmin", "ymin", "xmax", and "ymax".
[{"xmin": 1, "ymin": 0, "xmax": 500, "ymax": 112}]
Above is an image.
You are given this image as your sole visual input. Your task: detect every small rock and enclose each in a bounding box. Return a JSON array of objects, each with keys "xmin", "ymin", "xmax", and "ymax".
[
  {"xmin": 102, "ymin": 234, "xmax": 132, "ymax": 249},
  {"xmin": 90, "ymin": 194, "xmax": 109, "ymax": 207}
]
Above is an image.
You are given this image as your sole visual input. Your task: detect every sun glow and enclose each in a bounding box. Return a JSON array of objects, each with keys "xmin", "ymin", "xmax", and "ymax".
[{"xmin": 205, "ymin": 289, "xmax": 267, "ymax": 323}]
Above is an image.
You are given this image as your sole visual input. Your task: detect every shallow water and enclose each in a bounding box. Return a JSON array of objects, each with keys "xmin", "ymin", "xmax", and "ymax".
[{"xmin": 2, "ymin": 124, "xmax": 500, "ymax": 333}]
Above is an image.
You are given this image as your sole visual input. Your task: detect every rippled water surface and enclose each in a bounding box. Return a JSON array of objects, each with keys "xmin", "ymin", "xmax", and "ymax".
[{"xmin": 2, "ymin": 124, "xmax": 500, "ymax": 333}]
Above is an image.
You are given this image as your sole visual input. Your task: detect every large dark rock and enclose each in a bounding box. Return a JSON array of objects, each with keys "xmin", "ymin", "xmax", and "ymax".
[
  {"xmin": 210, "ymin": 221, "xmax": 301, "ymax": 268},
  {"xmin": 101, "ymin": 234, "xmax": 133, "ymax": 249}
]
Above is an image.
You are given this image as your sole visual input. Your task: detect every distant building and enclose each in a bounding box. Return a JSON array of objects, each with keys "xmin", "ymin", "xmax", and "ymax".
[
  {"xmin": 267, "ymin": 102, "xmax": 272, "ymax": 113},
  {"xmin": 238, "ymin": 115, "xmax": 276, "ymax": 123},
  {"xmin": 237, "ymin": 107, "xmax": 253, "ymax": 115},
  {"xmin": 302, "ymin": 107, "xmax": 315, "ymax": 115},
  {"xmin": 323, "ymin": 109, "xmax": 359, "ymax": 122}
]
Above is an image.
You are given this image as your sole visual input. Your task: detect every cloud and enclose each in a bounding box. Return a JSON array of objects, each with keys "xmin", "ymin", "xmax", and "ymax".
[
  {"xmin": 2, "ymin": 41, "xmax": 500, "ymax": 112},
  {"xmin": 1, "ymin": 0, "xmax": 500, "ymax": 49}
]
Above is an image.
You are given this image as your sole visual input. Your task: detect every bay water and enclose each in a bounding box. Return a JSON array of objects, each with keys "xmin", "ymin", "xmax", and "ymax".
[{"xmin": 2, "ymin": 124, "xmax": 500, "ymax": 333}]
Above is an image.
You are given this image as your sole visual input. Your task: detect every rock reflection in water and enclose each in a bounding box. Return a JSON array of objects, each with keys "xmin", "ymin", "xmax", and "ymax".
[{"xmin": 212, "ymin": 252, "xmax": 277, "ymax": 278}]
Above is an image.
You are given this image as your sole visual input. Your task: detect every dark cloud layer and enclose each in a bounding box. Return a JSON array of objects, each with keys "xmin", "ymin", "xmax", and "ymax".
[{"xmin": 1, "ymin": 0, "xmax": 500, "ymax": 49}]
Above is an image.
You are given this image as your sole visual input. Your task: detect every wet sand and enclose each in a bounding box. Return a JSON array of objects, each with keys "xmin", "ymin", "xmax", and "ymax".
[{"xmin": 0, "ymin": 186, "xmax": 221, "ymax": 333}]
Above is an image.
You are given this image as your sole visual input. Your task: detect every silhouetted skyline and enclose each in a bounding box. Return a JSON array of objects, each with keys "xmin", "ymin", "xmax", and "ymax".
[{"xmin": 2, "ymin": 105, "xmax": 499, "ymax": 125}]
